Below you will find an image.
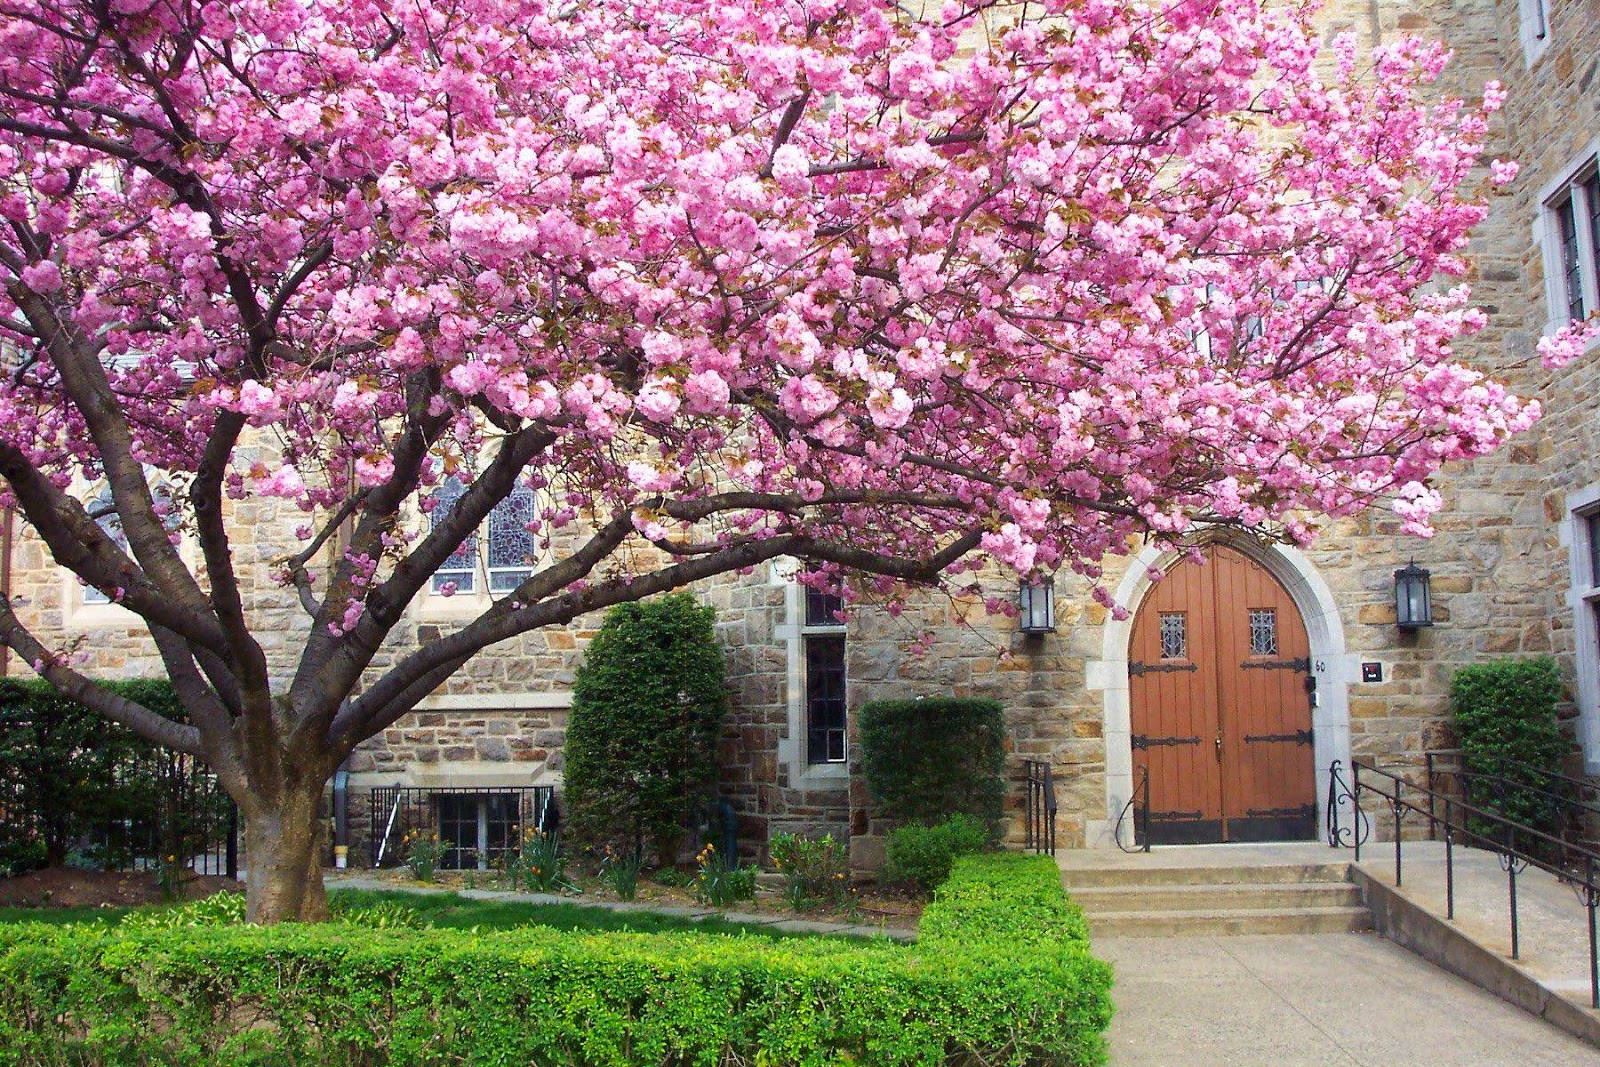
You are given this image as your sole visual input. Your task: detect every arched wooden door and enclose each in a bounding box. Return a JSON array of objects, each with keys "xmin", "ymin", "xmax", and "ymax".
[{"xmin": 1128, "ymin": 545, "xmax": 1317, "ymax": 844}]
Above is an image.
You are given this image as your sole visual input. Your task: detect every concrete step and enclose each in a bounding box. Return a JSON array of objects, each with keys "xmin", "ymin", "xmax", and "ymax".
[
  {"xmin": 1071, "ymin": 880, "xmax": 1362, "ymax": 914},
  {"xmin": 1087, "ymin": 904, "xmax": 1373, "ymax": 937},
  {"xmin": 1060, "ymin": 861, "xmax": 1352, "ymax": 889}
]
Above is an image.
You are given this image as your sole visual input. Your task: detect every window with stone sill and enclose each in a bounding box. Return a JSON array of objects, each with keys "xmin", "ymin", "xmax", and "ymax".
[
  {"xmin": 1543, "ymin": 158, "xmax": 1600, "ymax": 329},
  {"xmin": 802, "ymin": 587, "xmax": 847, "ymax": 765},
  {"xmin": 428, "ymin": 477, "xmax": 539, "ymax": 597}
]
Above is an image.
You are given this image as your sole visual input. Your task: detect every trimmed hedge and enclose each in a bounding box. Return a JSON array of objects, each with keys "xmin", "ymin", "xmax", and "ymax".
[
  {"xmin": 858, "ymin": 697, "xmax": 1007, "ymax": 835},
  {"xmin": 1451, "ymin": 656, "xmax": 1569, "ymax": 833},
  {"xmin": 0, "ymin": 855, "xmax": 1112, "ymax": 1066},
  {"xmin": 564, "ymin": 592, "xmax": 726, "ymax": 863}
]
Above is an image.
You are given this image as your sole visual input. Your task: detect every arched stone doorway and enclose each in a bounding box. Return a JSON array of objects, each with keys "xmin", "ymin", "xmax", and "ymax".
[{"xmin": 1086, "ymin": 537, "xmax": 1353, "ymax": 848}]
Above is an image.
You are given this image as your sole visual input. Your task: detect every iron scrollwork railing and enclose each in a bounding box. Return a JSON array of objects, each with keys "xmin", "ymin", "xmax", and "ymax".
[
  {"xmin": 1024, "ymin": 760, "xmax": 1057, "ymax": 856},
  {"xmin": 1114, "ymin": 764, "xmax": 1152, "ymax": 853},
  {"xmin": 1326, "ymin": 757, "xmax": 1600, "ymax": 1010}
]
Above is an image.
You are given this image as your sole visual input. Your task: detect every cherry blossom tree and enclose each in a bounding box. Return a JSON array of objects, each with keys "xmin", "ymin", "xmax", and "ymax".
[{"xmin": 0, "ymin": 0, "xmax": 1578, "ymax": 920}]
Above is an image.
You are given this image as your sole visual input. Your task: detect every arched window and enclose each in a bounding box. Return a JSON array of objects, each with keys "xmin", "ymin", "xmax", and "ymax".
[{"xmin": 81, "ymin": 489, "xmax": 126, "ymax": 605}]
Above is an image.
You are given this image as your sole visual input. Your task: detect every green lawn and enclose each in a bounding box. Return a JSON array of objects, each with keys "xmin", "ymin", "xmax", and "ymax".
[
  {"xmin": 326, "ymin": 888, "xmax": 841, "ymax": 938},
  {"xmin": 0, "ymin": 889, "xmax": 846, "ymax": 940},
  {"xmin": 0, "ymin": 904, "xmax": 131, "ymax": 925}
]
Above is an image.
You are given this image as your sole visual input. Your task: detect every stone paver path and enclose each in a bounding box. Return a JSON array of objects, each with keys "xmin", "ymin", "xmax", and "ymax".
[{"xmin": 1099, "ymin": 932, "xmax": 1600, "ymax": 1067}]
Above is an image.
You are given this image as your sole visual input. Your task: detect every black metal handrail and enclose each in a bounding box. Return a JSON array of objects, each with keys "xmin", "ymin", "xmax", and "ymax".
[
  {"xmin": 1024, "ymin": 760, "xmax": 1057, "ymax": 856},
  {"xmin": 1328, "ymin": 758, "xmax": 1600, "ymax": 1009},
  {"xmin": 1425, "ymin": 749, "xmax": 1600, "ymax": 832},
  {"xmin": 1114, "ymin": 765, "xmax": 1151, "ymax": 853}
]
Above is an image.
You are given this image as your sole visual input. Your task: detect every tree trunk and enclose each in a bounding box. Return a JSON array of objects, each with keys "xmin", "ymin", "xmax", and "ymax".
[{"xmin": 242, "ymin": 782, "xmax": 329, "ymax": 923}]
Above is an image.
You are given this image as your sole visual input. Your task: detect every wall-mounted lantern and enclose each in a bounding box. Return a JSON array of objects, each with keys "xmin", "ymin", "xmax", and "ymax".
[
  {"xmin": 1018, "ymin": 578, "xmax": 1056, "ymax": 635},
  {"xmin": 1393, "ymin": 559, "xmax": 1433, "ymax": 631}
]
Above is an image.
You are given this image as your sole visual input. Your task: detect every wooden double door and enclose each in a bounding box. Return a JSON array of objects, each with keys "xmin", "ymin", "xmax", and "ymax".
[{"xmin": 1128, "ymin": 545, "xmax": 1317, "ymax": 844}]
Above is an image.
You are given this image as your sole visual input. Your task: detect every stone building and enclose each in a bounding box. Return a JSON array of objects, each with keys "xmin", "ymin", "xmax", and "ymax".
[{"xmin": 3, "ymin": 0, "xmax": 1597, "ymax": 870}]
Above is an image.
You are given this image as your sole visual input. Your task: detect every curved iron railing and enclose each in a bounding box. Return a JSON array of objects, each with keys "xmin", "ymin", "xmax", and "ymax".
[
  {"xmin": 1325, "ymin": 758, "xmax": 1370, "ymax": 850},
  {"xmin": 1114, "ymin": 765, "xmax": 1152, "ymax": 853},
  {"xmin": 1024, "ymin": 760, "xmax": 1057, "ymax": 856},
  {"xmin": 1328, "ymin": 757, "xmax": 1600, "ymax": 1009}
]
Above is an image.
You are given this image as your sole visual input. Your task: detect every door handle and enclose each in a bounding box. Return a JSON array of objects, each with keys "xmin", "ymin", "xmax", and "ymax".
[{"xmin": 1215, "ymin": 736, "xmax": 1223, "ymax": 762}]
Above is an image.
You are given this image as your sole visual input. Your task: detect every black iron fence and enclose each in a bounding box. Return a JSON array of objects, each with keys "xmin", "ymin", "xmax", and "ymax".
[
  {"xmin": 0, "ymin": 745, "xmax": 236, "ymax": 878},
  {"xmin": 1024, "ymin": 760, "xmax": 1057, "ymax": 856},
  {"xmin": 1327, "ymin": 758, "xmax": 1600, "ymax": 1009},
  {"xmin": 369, "ymin": 785, "xmax": 557, "ymax": 870}
]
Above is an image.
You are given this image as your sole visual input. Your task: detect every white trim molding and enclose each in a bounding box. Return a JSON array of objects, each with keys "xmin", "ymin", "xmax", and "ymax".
[
  {"xmin": 1563, "ymin": 483, "xmax": 1600, "ymax": 774},
  {"xmin": 1516, "ymin": 0, "xmax": 1552, "ymax": 67},
  {"xmin": 1534, "ymin": 135, "xmax": 1600, "ymax": 346},
  {"xmin": 1084, "ymin": 537, "xmax": 1353, "ymax": 848}
]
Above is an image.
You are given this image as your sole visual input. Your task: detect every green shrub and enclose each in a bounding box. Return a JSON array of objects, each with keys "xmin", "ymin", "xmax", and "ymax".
[
  {"xmin": 1451, "ymin": 657, "xmax": 1568, "ymax": 833},
  {"xmin": 883, "ymin": 813, "xmax": 990, "ymax": 894},
  {"xmin": 858, "ymin": 697, "xmax": 1006, "ymax": 835},
  {"xmin": 0, "ymin": 679, "xmax": 200, "ymax": 872},
  {"xmin": 115, "ymin": 891, "xmax": 429, "ymax": 932},
  {"xmin": 770, "ymin": 831, "xmax": 850, "ymax": 909},
  {"xmin": 0, "ymin": 855, "xmax": 1112, "ymax": 1067},
  {"xmin": 564, "ymin": 593, "xmax": 726, "ymax": 864}
]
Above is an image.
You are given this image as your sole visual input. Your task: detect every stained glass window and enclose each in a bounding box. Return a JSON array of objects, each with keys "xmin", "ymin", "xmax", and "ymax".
[
  {"xmin": 1158, "ymin": 612, "xmax": 1186, "ymax": 659},
  {"xmin": 1249, "ymin": 609, "xmax": 1278, "ymax": 656},
  {"xmin": 488, "ymin": 485, "xmax": 538, "ymax": 593},
  {"xmin": 430, "ymin": 477, "xmax": 476, "ymax": 594}
]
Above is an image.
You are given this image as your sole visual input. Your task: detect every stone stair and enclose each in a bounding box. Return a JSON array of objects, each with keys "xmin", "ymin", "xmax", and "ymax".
[{"xmin": 1062, "ymin": 857, "xmax": 1372, "ymax": 937}]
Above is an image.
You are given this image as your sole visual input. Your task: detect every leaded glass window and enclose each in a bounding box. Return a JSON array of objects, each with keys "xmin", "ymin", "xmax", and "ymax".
[
  {"xmin": 488, "ymin": 485, "xmax": 537, "ymax": 592},
  {"xmin": 805, "ymin": 587, "xmax": 845, "ymax": 627},
  {"xmin": 1249, "ymin": 609, "xmax": 1279, "ymax": 656},
  {"xmin": 805, "ymin": 634, "xmax": 847, "ymax": 764},
  {"xmin": 802, "ymin": 586, "xmax": 847, "ymax": 765},
  {"xmin": 430, "ymin": 477, "xmax": 476, "ymax": 594},
  {"xmin": 1559, "ymin": 194, "xmax": 1586, "ymax": 322},
  {"xmin": 1158, "ymin": 612, "xmax": 1186, "ymax": 659}
]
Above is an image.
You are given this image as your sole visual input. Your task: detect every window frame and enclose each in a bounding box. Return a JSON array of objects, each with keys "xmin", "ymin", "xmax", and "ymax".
[
  {"xmin": 1538, "ymin": 144, "xmax": 1600, "ymax": 342},
  {"xmin": 419, "ymin": 476, "xmax": 543, "ymax": 614},
  {"xmin": 801, "ymin": 587, "xmax": 848, "ymax": 766},
  {"xmin": 1569, "ymin": 484, "xmax": 1600, "ymax": 774},
  {"xmin": 1516, "ymin": 0, "xmax": 1551, "ymax": 66}
]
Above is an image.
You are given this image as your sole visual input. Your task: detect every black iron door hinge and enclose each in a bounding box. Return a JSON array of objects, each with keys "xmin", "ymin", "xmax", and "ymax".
[
  {"xmin": 1243, "ymin": 729, "xmax": 1314, "ymax": 746},
  {"xmin": 1240, "ymin": 657, "xmax": 1311, "ymax": 672},
  {"xmin": 1132, "ymin": 734, "xmax": 1203, "ymax": 751},
  {"xmin": 1129, "ymin": 660, "xmax": 1199, "ymax": 676}
]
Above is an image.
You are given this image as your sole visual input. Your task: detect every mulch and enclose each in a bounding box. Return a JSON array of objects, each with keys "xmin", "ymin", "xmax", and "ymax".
[{"xmin": 0, "ymin": 866, "xmax": 236, "ymax": 908}]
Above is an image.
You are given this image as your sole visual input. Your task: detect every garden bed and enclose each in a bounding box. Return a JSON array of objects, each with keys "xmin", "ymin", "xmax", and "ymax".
[
  {"xmin": 0, "ymin": 854, "xmax": 1114, "ymax": 1066},
  {"xmin": 0, "ymin": 866, "xmax": 234, "ymax": 910}
]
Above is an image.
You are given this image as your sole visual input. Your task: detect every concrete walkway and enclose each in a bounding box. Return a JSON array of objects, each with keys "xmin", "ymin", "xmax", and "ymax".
[
  {"xmin": 1353, "ymin": 839, "xmax": 1595, "ymax": 1000},
  {"xmin": 1099, "ymin": 932, "xmax": 1600, "ymax": 1066}
]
